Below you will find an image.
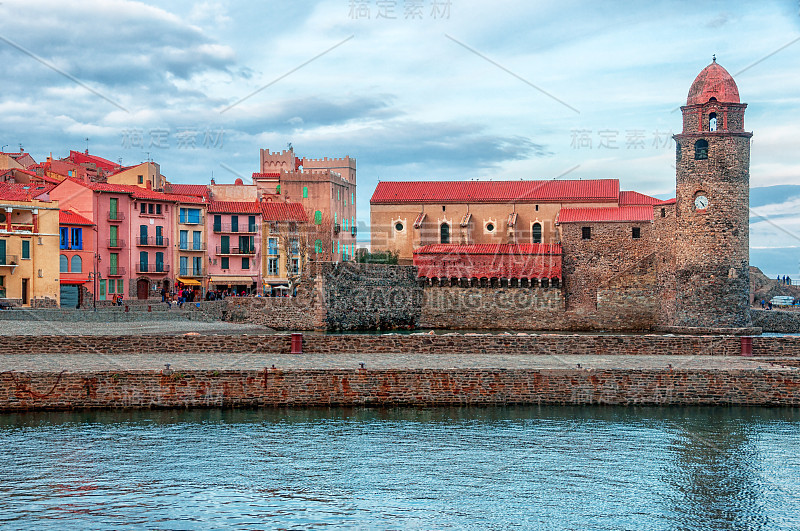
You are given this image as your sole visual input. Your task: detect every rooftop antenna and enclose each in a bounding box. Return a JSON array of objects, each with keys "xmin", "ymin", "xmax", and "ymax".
[
  {"xmin": 144, "ymin": 151, "xmax": 150, "ymax": 162},
  {"xmin": 117, "ymin": 157, "xmax": 123, "ymax": 166},
  {"xmin": 18, "ymin": 143, "xmax": 23, "ymax": 152},
  {"xmin": 712, "ymin": 54, "xmax": 716, "ymax": 63},
  {"xmin": 85, "ymin": 137, "xmax": 89, "ymax": 154}
]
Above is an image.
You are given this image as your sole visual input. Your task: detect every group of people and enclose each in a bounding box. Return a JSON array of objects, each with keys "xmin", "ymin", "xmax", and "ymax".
[
  {"xmin": 778, "ymin": 275, "xmax": 794, "ymax": 285},
  {"xmin": 204, "ymin": 289, "xmax": 249, "ymax": 301},
  {"xmin": 160, "ymin": 286, "xmax": 200, "ymax": 308}
]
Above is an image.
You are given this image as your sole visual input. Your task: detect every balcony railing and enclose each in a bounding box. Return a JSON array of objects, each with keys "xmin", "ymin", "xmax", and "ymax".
[
  {"xmin": 178, "ymin": 243, "xmax": 206, "ymax": 251},
  {"xmin": 107, "ymin": 239, "xmax": 126, "ymax": 249},
  {"xmin": 136, "ymin": 263, "xmax": 170, "ymax": 274},
  {"xmin": 178, "ymin": 267, "xmax": 204, "ymax": 277},
  {"xmin": 107, "ymin": 267, "xmax": 126, "ymax": 277},
  {"xmin": 107, "ymin": 211, "xmax": 125, "ymax": 222},
  {"xmin": 0, "ymin": 255, "xmax": 19, "ymax": 266},
  {"xmin": 215, "ymin": 246, "xmax": 256, "ymax": 255},
  {"xmin": 136, "ymin": 236, "xmax": 169, "ymax": 247},
  {"xmin": 212, "ymin": 223, "xmax": 259, "ymax": 234}
]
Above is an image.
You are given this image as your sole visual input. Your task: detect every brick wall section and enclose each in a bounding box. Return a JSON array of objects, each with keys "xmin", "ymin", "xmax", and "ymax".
[
  {"xmin": 0, "ymin": 333, "xmax": 797, "ymax": 356},
  {"xmin": 1, "ymin": 367, "xmax": 798, "ymax": 411}
]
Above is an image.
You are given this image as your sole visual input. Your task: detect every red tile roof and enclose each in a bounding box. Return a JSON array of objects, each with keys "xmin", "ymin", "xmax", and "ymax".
[
  {"xmin": 72, "ymin": 179, "xmax": 206, "ymax": 204},
  {"xmin": 619, "ymin": 191, "xmax": 661, "ymax": 206},
  {"xmin": 557, "ymin": 206, "xmax": 654, "ymax": 223},
  {"xmin": 414, "ymin": 244, "xmax": 562, "ymax": 280},
  {"xmin": 166, "ymin": 184, "xmax": 209, "ymax": 198},
  {"xmin": 208, "ymin": 201, "xmax": 263, "ymax": 214},
  {"xmin": 654, "ymin": 198, "xmax": 676, "ymax": 206},
  {"xmin": 260, "ymin": 202, "xmax": 307, "ymax": 222},
  {"xmin": 371, "ymin": 179, "xmax": 620, "ymax": 204},
  {"xmin": 687, "ymin": 60, "xmax": 740, "ymax": 105},
  {"xmin": 0, "ymin": 183, "xmax": 54, "ymax": 201},
  {"xmin": 60, "ymin": 210, "xmax": 94, "ymax": 226},
  {"xmin": 67, "ymin": 150, "xmax": 119, "ymax": 172},
  {"xmin": 252, "ymin": 172, "xmax": 280, "ymax": 180}
]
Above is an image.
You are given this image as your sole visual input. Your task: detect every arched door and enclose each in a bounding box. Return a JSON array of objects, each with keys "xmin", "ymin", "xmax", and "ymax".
[{"xmin": 136, "ymin": 279, "xmax": 149, "ymax": 299}]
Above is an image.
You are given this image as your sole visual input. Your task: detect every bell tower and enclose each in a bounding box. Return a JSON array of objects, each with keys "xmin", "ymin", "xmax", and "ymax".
[{"xmin": 671, "ymin": 57, "xmax": 753, "ymax": 329}]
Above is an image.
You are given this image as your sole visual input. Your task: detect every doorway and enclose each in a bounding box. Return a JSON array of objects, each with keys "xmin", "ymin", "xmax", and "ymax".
[
  {"xmin": 21, "ymin": 278, "xmax": 29, "ymax": 305},
  {"xmin": 136, "ymin": 279, "xmax": 149, "ymax": 299}
]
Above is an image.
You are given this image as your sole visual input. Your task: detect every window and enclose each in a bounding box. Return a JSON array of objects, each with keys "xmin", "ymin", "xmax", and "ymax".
[
  {"xmin": 290, "ymin": 238, "xmax": 299, "ymax": 255},
  {"xmin": 140, "ymin": 225, "xmax": 148, "ymax": 245},
  {"xmin": 192, "ymin": 257, "xmax": 202, "ymax": 274},
  {"xmin": 268, "ymin": 258, "xmax": 279, "ymax": 275},
  {"xmin": 60, "ymin": 254, "xmax": 68, "ymax": 273},
  {"xmin": 148, "ymin": 203, "xmax": 154, "ymax": 215},
  {"xmin": 155, "ymin": 252, "xmax": 164, "ymax": 272},
  {"xmin": 289, "ymin": 222, "xmax": 297, "ymax": 233},
  {"xmin": 193, "ymin": 231, "xmax": 202, "ymax": 250},
  {"xmin": 99, "ymin": 279, "xmax": 106, "ymax": 299},
  {"xmin": 220, "ymin": 235, "xmax": 230, "ymax": 254},
  {"xmin": 110, "ymin": 253, "xmax": 119, "ymax": 275},
  {"xmin": 694, "ymin": 139, "xmax": 708, "ymax": 160},
  {"xmin": 486, "ymin": 223, "xmax": 495, "ymax": 232},
  {"xmin": 156, "ymin": 204, "xmax": 162, "ymax": 215},
  {"xmin": 179, "ymin": 256, "xmax": 188, "ymax": 275},
  {"xmin": 231, "ymin": 215, "xmax": 239, "ymax": 233},
  {"xmin": 180, "ymin": 230, "xmax": 188, "ymax": 250},
  {"xmin": 661, "ymin": 208, "xmax": 666, "ymax": 218},
  {"xmin": 395, "ymin": 222, "xmax": 404, "ymax": 232},
  {"xmin": 676, "ymin": 143, "xmax": 682, "ymax": 161},
  {"xmin": 139, "ymin": 251, "xmax": 148, "ymax": 272},
  {"xmin": 21, "ymin": 240, "xmax": 30, "ymax": 259},
  {"xmin": 0, "ymin": 276, "xmax": 6, "ymax": 298},
  {"xmin": 269, "ymin": 222, "xmax": 279, "ymax": 234},
  {"xmin": 582, "ymin": 227, "xmax": 591, "ymax": 240},
  {"xmin": 291, "ymin": 258, "xmax": 299, "ymax": 275},
  {"xmin": 117, "ymin": 279, "xmax": 124, "ymax": 294},
  {"xmin": 140, "ymin": 203, "xmax": 146, "ymax": 214},
  {"xmin": 213, "ymin": 215, "xmax": 221, "ymax": 232},
  {"xmin": 535, "ymin": 205, "xmax": 539, "ymax": 211},
  {"xmin": 180, "ymin": 208, "xmax": 186, "ymax": 223},
  {"xmin": 138, "ymin": 175, "xmax": 143, "ymax": 184},
  {"xmin": 239, "ymin": 235, "xmax": 253, "ymax": 254},
  {"xmin": 268, "ymin": 237, "xmax": 278, "ymax": 255},
  {"xmin": 314, "ymin": 211, "xmax": 322, "ymax": 225},
  {"xmin": 440, "ymin": 223, "xmax": 450, "ymax": 244},
  {"xmin": 276, "ymin": 184, "xmax": 281, "ymax": 194},
  {"xmin": 156, "ymin": 226, "xmax": 163, "ymax": 246},
  {"xmin": 532, "ymin": 223, "xmax": 542, "ymax": 244},
  {"xmin": 221, "ymin": 257, "xmax": 229, "ymax": 269},
  {"xmin": 70, "ymin": 228, "xmax": 82, "ymax": 250},
  {"xmin": 109, "ymin": 225, "xmax": 118, "ymax": 247},
  {"xmin": 337, "ymin": 189, "xmax": 340, "ymax": 201},
  {"xmin": 314, "ymin": 239, "xmax": 323, "ymax": 253},
  {"xmin": 241, "ymin": 257, "xmax": 250, "ymax": 270},
  {"xmin": 632, "ymin": 227, "xmax": 641, "ymax": 239},
  {"xmin": 187, "ymin": 209, "xmax": 200, "ymax": 224},
  {"xmin": 109, "ymin": 198, "xmax": 119, "ymax": 220},
  {"xmin": 71, "ymin": 255, "xmax": 82, "ymax": 273},
  {"xmin": 108, "ymin": 279, "xmax": 116, "ymax": 294},
  {"xmin": 60, "ymin": 227, "xmax": 69, "ymax": 249},
  {"xmin": 248, "ymin": 215, "xmax": 256, "ymax": 232},
  {"xmin": 709, "ymin": 112, "xmax": 717, "ymax": 132},
  {"xmin": 303, "ymin": 186, "xmax": 308, "ymax": 198}
]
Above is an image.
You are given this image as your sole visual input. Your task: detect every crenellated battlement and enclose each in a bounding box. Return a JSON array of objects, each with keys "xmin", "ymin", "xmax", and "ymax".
[{"xmin": 301, "ymin": 156, "xmax": 356, "ymax": 169}]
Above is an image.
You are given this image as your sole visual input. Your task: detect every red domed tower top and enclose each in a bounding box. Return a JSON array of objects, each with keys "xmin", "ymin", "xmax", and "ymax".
[{"xmin": 686, "ymin": 57, "xmax": 740, "ymax": 105}]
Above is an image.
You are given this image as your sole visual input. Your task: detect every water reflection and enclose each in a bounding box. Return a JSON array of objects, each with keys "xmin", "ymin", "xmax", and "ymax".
[{"xmin": 0, "ymin": 406, "xmax": 798, "ymax": 530}]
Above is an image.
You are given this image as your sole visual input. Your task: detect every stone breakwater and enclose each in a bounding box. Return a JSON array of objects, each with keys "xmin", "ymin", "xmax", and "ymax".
[
  {"xmin": 0, "ymin": 333, "xmax": 798, "ymax": 356},
  {"xmin": 0, "ymin": 367, "xmax": 798, "ymax": 411}
]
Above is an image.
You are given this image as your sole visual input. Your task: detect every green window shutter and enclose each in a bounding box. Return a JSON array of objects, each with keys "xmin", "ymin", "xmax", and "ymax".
[
  {"xmin": 303, "ymin": 186, "xmax": 308, "ymax": 198},
  {"xmin": 314, "ymin": 211, "xmax": 322, "ymax": 225},
  {"xmin": 276, "ymin": 184, "xmax": 281, "ymax": 194}
]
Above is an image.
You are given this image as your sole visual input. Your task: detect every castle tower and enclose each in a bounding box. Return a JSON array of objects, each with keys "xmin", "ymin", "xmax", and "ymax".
[{"xmin": 671, "ymin": 58, "xmax": 753, "ymax": 328}]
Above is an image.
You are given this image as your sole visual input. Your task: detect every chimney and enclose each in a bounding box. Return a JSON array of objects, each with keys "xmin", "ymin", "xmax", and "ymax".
[
  {"xmin": 146, "ymin": 180, "xmax": 152, "ymax": 190},
  {"xmin": 210, "ymin": 178, "xmax": 216, "ymax": 185}
]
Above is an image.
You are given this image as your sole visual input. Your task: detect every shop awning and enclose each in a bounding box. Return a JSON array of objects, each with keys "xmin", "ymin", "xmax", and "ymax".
[
  {"xmin": 59, "ymin": 278, "xmax": 89, "ymax": 285},
  {"xmin": 263, "ymin": 279, "xmax": 289, "ymax": 285},
  {"xmin": 209, "ymin": 276, "xmax": 257, "ymax": 284},
  {"xmin": 176, "ymin": 277, "xmax": 201, "ymax": 286}
]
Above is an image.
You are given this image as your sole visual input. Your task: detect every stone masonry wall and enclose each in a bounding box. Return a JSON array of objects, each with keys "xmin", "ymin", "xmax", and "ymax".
[
  {"xmin": 0, "ymin": 333, "xmax": 796, "ymax": 357},
  {"xmin": 1, "ymin": 367, "xmax": 798, "ymax": 411},
  {"xmin": 751, "ymin": 309, "xmax": 800, "ymax": 333}
]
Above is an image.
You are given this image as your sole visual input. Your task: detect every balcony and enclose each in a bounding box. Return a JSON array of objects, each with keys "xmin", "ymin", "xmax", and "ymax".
[
  {"xmin": 107, "ymin": 211, "xmax": 125, "ymax": 222},
  {"xmin": 0, "ymin": 254, "xmax": 19, "ymax": 267},
  {"xmin": 178, "ymin": 243, "xmax": 206, "ymax": 252},
  {"xmin": 107, "ymin": 239, "xmax": 126, "ymax": 249},
  {"xmin": 333, "ymin": 223, "xmax": 341, "ymax": 234},
  {"xmin": 107, "ymin": 267, "xmax": 126, "ymax": 277},
  {"xmin": 136, "ymin": 236, "xmax": 169, "ymax": 247},
  {"xmin": 212, "ymin": 223, "xmax": 259, "ymax": 234},
  {"xmin": 216, "ymin": 246, "xmax": 256, "ymax": 255},
  {"xmin": 136, "ymin": 263, "xmax": 170, "ymax": 275},
  {"xmin": 178, "ymin": 267, "xmax": 204, "ymax": 277}
]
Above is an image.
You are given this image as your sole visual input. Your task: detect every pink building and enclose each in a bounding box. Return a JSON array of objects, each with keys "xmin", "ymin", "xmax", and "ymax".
[
  {"xmin": 58, "ymin": 209, "xmax": 95, "ymax": 308},
  {"xmin": 50, "ymin": 179, "xmax": 203, "ymax": 300},
  {"xmin": 207, "ymin": 200, "xmax": 262, "ymax": 294}
]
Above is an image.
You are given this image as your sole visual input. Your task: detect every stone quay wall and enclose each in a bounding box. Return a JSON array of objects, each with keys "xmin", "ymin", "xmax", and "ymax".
[
  {"xmin": 0, "ymin": 302, "xmax": 227, "ymax": 323},
  {"xmin": 0, "ymin": 333, "xmax": 797, "ymax": 357},
  {"xmin": 751, "ymin": 309, "xmax": 800, "ymax": 333},
  {"xmin": 1, "ymin": 367, "xmax": 798, "ymax": 411}
]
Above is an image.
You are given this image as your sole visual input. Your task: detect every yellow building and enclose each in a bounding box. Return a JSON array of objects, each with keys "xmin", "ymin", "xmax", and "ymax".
[
  {"xmin": 260, "ymin": 201, "xmax": 308, "ymax": 295},
  {"xmin": 107, "ymin": 161, "xmax": 166, "ymax": 190},
  {"xmin": 0, "ymin": 183, "xmax": 61, "ymax": 307}
]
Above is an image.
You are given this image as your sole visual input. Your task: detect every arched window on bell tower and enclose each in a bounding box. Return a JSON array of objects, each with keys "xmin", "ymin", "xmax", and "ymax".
[
  {"xmin": 440, "ymin": 223, "xmax": 450, "ymax": 244},
  {"xmin": 694, "ymin": 139, "xmax": 709, "ymax": 160},
  {"xmin": 709, "ymin": 112, "xmax": 717, "ymax": 132},
  {"xmin": 532, "ymin": 222, "xmax": 542, "ymax": 244}
]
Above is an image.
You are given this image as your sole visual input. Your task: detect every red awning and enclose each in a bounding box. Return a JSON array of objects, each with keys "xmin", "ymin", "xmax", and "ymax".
[{"xmin": 60, "ymin": 278, "xmax": 89, "ymax": 285}]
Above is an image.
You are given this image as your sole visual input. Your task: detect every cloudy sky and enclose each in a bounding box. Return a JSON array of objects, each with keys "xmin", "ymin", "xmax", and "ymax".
[{"xmin": 1, "ymin": 0, "xmax": 799, "ymax": 273}]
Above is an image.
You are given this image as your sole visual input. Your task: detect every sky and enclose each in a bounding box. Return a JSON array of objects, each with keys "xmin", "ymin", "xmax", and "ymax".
[{"xmin": 1, "ymin": 0, "xmax": 799, "ymax": 274}]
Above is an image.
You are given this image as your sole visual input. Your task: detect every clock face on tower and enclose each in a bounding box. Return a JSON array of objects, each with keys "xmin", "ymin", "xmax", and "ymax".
[{"xmin": 694, "ymin": 195, "xmax": 709, "ymax": 210}]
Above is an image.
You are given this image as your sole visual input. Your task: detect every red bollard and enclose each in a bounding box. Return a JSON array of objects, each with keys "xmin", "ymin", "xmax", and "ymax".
[
  {"xmin": 148, "ymin": 305, "xmax": 152, "ymax": 312},
  {"xmin": 291, "ymin": 333, "xmax": 303, "ymax": 354},
  {"xmin": 125, "ymin": 305, "xmax": 129, "ymax": 312},
  {"xmin": 741, "ymin": 336, "xmax": 753, "ymax": 357}
]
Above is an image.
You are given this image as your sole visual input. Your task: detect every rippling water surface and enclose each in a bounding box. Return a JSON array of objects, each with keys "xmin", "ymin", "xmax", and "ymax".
[{"xmin": 1, "ymin": 406, "xmax": 799, "ymax": 530}]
